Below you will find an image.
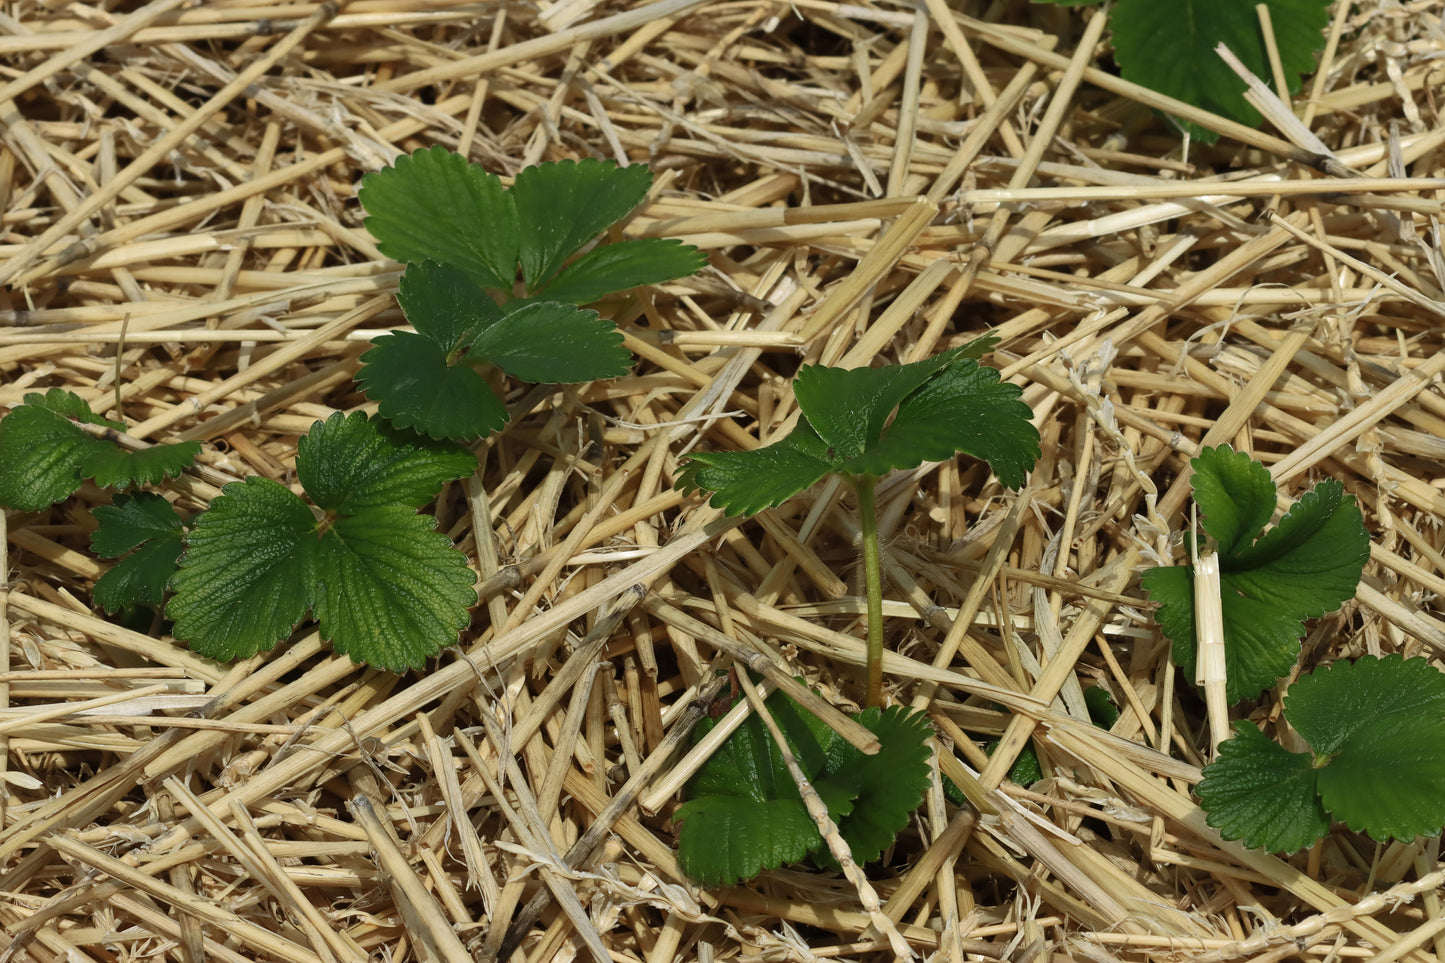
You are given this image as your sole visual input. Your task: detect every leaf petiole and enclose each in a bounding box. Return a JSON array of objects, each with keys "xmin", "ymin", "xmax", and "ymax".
[{"xmin": 851, "ymin": 474, "xmax": 886, "ymax": 708}]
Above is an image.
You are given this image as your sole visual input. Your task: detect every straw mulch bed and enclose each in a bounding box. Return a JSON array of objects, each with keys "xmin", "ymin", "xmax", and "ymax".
[{"xmin": 3, "ymin": 0, "xmax": 1445, "ymax": 960}]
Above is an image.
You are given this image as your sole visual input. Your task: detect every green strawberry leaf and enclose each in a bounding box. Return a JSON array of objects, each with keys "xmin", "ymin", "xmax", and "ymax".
[
  {"xmin": 1289, "ymin": 655, "xmax": 1445, "ymax": 841},
  {"xmin": 0, "ymin": 403, "xmax": 107, "ymax": 510},
  {"xmin": 312, "ymin": 505, "xmax": 477, "ymax": 672},
  {"xmin": 169, "ymin": 477, "xmax": 319, "ymax": 662},
  {"xmin": 80, "ymin": 440, "xmax": 202, "ymax": 489},
  {"xmin": 1111, "ymin": 0, "xmax": 1333, "ymax": 143},
  {"xmin": 296, "ymin": 411, "xmax": 476, "ymax": 513},
  {"xmin": 676, "ymin": 689, "xmax": 930, "ymax": 885},
  {"xmin": 25, "ymin": 388, "xmax": 125, "ymax": 429},
  {"xmin": 538, "ymin": 238, "xmax": 709, "ymax": 304},
  {"xmin": 1197, "ymin": 720, "xmax": 1329, "ymax": 852},
  {"xmin": 814, "ymin": 706, "xmax": 932, "ymax": 867},
  {"xmin": 677, "ymin": 336, "xmax": 1039, "ymax": 517},
  {"xmin": 91, "ymin": 492, "xmax": 184, "ymax": 558},
  {"xmin": 1143, "ymin": 446, "xmax": 1369, "ymax": 702},
  {"xmin": 675, "ymin": 420, "xmax": 835, "ymax": 517},
  {"xmin": 511, "ymin": 159, "xmax": 654, "ymax": 292},
  {"xmin": 358, "ymin": 146, "xmax": 518, "ymax": 290},
  {"xmin": 90, "ymin": 493, "xmax": 186, "ymax": 612},
  {"xmin": 467, "ymin": 301, "xmax": 631, "ymax": 384},
  {"xmin": 357, "ymin": 332, "xmax": 509, "ymax": 442}
]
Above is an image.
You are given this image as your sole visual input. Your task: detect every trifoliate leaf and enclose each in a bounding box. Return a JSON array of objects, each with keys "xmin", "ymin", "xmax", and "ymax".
[
  {"xmin": 91, "ymin": 492, "xmax": 184, "ymax": 558},
  {"xmin": 169, "ymin": 477, "xmax": 319, "ymax": 662},
  {"xmin": 80, "ymin": 440, "xmax": 201, "ymax": 489},
  {"xmin": 678, "ymin": 336, "xmax": 1039, "ymax": 517},
  {"xmin": 312, "ymin": 505, "xmax": 476, "ymax": 671},
  {"xmin": 468, "ymin": 301, "xmax": 631, "ymax": 384},
  {"xmin": 296, "ymin": 411, "xmax": 476, "ymax": 513},
  {"xmin": 91, "ymin": 493, "xmax": 186, "ymax": 612},
  {"xmin": 25, "ymin": 388, "xmax": 124, "ymax": 429},
  {"xmin": 357, "ymin": 331, "xmax": 509, "ymax": 442},
  {"xmin": 1143, "ymin": 446, "xmax": 1369, "ymax": 702},
  {"xmin": 1111, "ymin": 0, "xmax": 1332, "ymax": 142},
  {"xmin": 511, "ymin": 159, "xmax": 653, "ymax": 292},
  {"xmin": 676, "ymin": 689, "xmax": 931, "ymax": 885},
  {"xmin": 396, "ymin": 259, "xmax": 505, "ymax": 354},
  {"xmin": 0, "ymin": 403, "xmax": 106, "ymax": 510},
  {"xmin": 359, "ymin": 146, "xmax": 519, "ymax": 290},
  {"xmin": 675, "ymin": 420, "xmax": 835, "ymax": 517},
  {"xmin": 1290, "ymin": 655, "xmax": 1445, "ymax": 841},
  {"xmin": 1197, "ymin": 720, "xmax": 1329, "ymax": 852},
  {"xmin": 539, "ymin": 238, "xmax": 709, "ymax": 304}
]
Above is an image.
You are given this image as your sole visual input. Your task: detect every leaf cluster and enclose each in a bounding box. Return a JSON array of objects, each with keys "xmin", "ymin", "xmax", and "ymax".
[
  {"xmin": 0, "ymin": 390, "xmax": 199, "ymax": 511},
  {"xmin": 357, "ymin": 148, "xmax": 706, "ymax": 441},
  {"xmin": 1033, "ymin": 0, "xmax": 1332, "ymax": 142},
  {"xmin": 677, "ymin": 337, "xmax": 1040, "ymax": 516},
  {"xmin": 90, "ymin": 492, "xmax": 186, "ymax": 613},
  {"xmin": 1198, "ymin": 655, "xmax": 1445, "ymax": 851},
  {"xmin": 676, "ymin": 690, "xmax": 931, "ymax": 885},
  {"xmin": 1141, "ymin": 445, "xmax": 1369, "ymax": 703},
  {"xmin": 167, "ymin": 412, "xmax": 478, "ymax": 671}
]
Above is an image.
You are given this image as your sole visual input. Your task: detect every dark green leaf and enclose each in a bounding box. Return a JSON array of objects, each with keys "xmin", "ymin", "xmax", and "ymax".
[
  {"xmin": 1084, "ymin": 687, "xmax": 1121, "ymax": 728},
  {"xmin": 24, "ymin": 388, "xmax": 124, "ymax": 429},
  {"xmin": 93, "ymin": 532, "xmax": 184, "ymax": 612},
  {"xmin": 0, "ymin": 404, "xmax": 106, "ymax": 510},
  {"xmin": 1288, "ymin": 656, "xmax": 1445, "ymax": 841},
  {"xmin": 169, "ymin": 477, "xmax": 319, "ymax": 662},
  {"xmin": 1111, "ymin": 0, "xmax": 1332, "ymax": 142},
  {"xmin": 312, "ymin": 506, "xmax": 476, "ymax": 671},
  {"xmin": 538, "ymin": 238, "xmax": 707, "ymax": 304},
  {"xmin": 468, "ymin": 301, "xmax": 631, "ymax": 384},
  {"xmin": 1190, "ymin": 446, "xmax": 1276, "ymax": 558},
  {"xmin": 359, "ymin": 146, "xmax": 518, "ymax": 290},
  {"xmin": 815, "ymin": 706, "xmax": 932, "ymax": 867},
  {"xmin": 674, "ymin": 795, "xmax": 825, "ymax": 887},
  {"xmin": 80, "ymin": 440, "xmax": 200, "ymax": 489},
  {"xmin": 397, "ymin": 259, "xmax": 505, "ymax": 352},
  {"xmin": 357, "ymin": 331, "xmax": 509, "ymax": 442},
  {"xmin": 296, "ymin": 411, "xmax": 476, "ymax": 513},
  {"xmin": 91, "ymin": 492, "xmax": 184, "ymax": 557},
  {"xmin": 1197, "ymin": 721, "xmax": 1329, "ymax": 852},
  {"xmin": 1146, "ymin": 446, "xmax": 1368, "ymax": 702},
  {"xmin": 843, "ymin": 354, "xmax": 1038, "ymax": 487},
  {"xmin": 511, "ymin": 159, "xmax": 653, "ymax": 292},
  {"xmin": 676, "ymin": 420, "xmax": 835, "ymax": 517}
]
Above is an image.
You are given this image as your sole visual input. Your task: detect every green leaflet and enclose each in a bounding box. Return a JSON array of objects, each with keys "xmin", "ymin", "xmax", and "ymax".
[
  {"xmin": 675, "ymin": 689, "xmax": 931, "ymax": 885},
  {"xmin": 90, "ymin": 492, "xmax": 186, "ymax": 612},
  {"xmin": 169, "ymin": 412, "xmax": 477, "ymax": 671},
  {"xmin": 356, "ymin": 153, "xmax": 702, "ymax": 441},
  {"xmin": 677, "ymin": 336, "xmax": 1039, "ymax": 517},
  {"xmin": 1198, "ymin": 656, "xmax": 1445, "ymax": 850},
  {"xmin": 1142, "ymin": 446, "xmax": 1369, "ymax": 702},
  {"xmin": 0, "ymin": 391, "xmax": 199, "ymax": 511}
]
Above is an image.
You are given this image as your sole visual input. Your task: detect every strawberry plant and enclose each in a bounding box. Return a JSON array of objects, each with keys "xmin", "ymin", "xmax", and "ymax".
[
  {"xmin": 678, "ymin": 335, "xmax": 1039, "ymax": 707},
  {"xmin": 1141, "ymin": 445, "xmax": 1369, "ymax": 703},
  {"xmin": 0, "ymin": 390, "xmax": 199, "ymax": 511},
  {"xmin": 676, "ymin": 687, "xmax": 932, "ymax": 885},
  {"xmin": 89, "ymin": 492, "xmax": 188, "ymax": 614},
  {"xmin": 1035, "ymin": 0, "xmax": 1332, "ymax": 142},
  {"xmin": 1198, "ymin": 655, "xmax": 1445, "ymax": 852},
  {"xmin": 167, "ymin": 411, "xmax": 477, "ymax": 671},
  {"xmin": 673, "ymin": 337, "xmax": 1038, "ymax": 883},
  {"xmin": 357, "ymin": 148, "xmax": 707, "ymax": 441}
]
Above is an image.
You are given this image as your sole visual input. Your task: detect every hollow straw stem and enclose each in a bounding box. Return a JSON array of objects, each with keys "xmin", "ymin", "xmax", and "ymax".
[{"xmin": 853, "ymin": 474, "xmax": 886, "ymax": 708}]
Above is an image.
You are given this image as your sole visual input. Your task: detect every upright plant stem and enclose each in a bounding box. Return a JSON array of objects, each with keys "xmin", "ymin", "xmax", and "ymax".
[{"xmin": 853, "ymin": 475, "xmax": 885, "ymax": 708}]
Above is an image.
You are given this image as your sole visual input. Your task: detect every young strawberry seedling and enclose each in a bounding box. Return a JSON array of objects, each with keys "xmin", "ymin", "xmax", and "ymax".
[
  {"xmin": 1141, "ymin": 445, "xmax": 1370, "ymax": 702},
  {"xmin": 672, "ymin": 336, "xmax": 1040, "ymax": 882},
  {"xmin": 357, "ymin": 148, "xmax": 707, "ymax": 441}
]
